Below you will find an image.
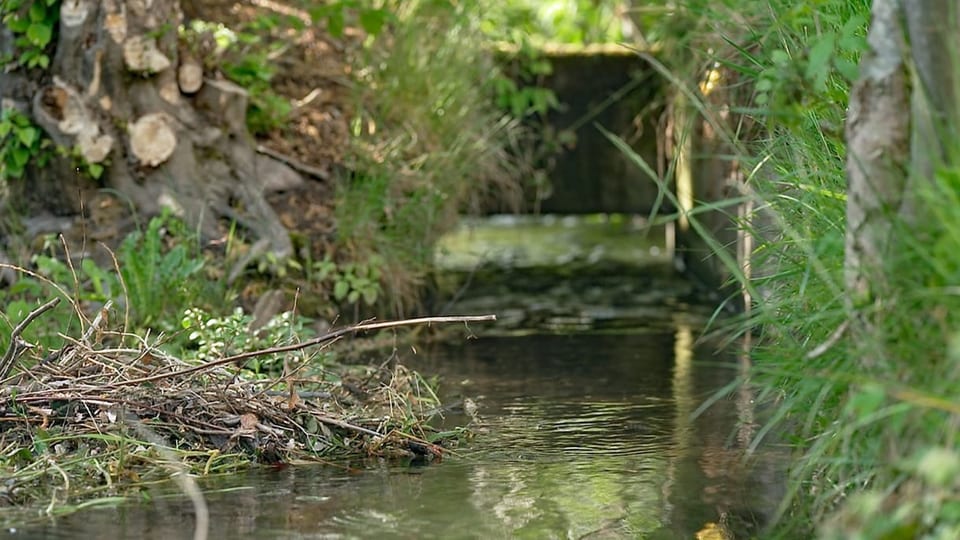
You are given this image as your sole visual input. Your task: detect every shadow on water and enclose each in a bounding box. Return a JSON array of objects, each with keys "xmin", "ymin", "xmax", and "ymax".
[{"xmin": 5, "ymin": 216, "xmax": 784, "ymax": 539}]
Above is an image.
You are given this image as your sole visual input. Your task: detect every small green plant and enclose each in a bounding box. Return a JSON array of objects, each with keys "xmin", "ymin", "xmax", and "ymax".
[
  {"xmin": 182, "ymin": 18, "xmax": 293, "ymax": 135},
  {"xmin": 301, "ymin": 255, "xmax": 383, "ymax": 307},
  {"xmin": 218, "ymin": 29, "xmax": 291, "ymax": 135},
  {"xmin": 0, "ymin": 107, "xmax": 49, "ymax": 180},
  {"xmin": 307, "ymin": 1, "xmax": 393, "ymax": 38},
  {"xmin": 492, "ymin": 47, "xmax": 559, "ymax": 117},
  {"xmin": 180, "ymin": 307, "xmax": 319, "ymax": 375},
  {"xmin": 117, "ymin": 211, "xmax": 211, "ymax": 329},
  {"xmin": 0, "ymin": 0, "xmax": 59, "ymax": 69},
  {"xmin": 57, "ymin": 145, "xmax": 106, "ymax": 180}
]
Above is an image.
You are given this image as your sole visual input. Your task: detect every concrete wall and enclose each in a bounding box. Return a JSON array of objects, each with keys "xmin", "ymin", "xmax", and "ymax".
[{"xmin": 501, "ymin": 46, "xmax": 668, "ymax": 215}]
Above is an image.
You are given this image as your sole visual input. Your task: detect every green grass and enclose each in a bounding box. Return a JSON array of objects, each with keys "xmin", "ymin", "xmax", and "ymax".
[
  {"xmin": 339, "ymin": 0, "xmax": 526, "ymax": 316},
  {"xmin": 609, "ymin": 0, "xmax": 960, "ymax": 537}
]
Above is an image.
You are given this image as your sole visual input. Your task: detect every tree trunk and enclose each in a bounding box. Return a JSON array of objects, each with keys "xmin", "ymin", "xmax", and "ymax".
[
  {"xmin": 844, "ymin": 0, "xmax": 910, "ymax": 311},
  {"xmin": 846, "ymin": 0, "xmax": 959, "ymax": 364},
  {"xmin": 1, "ymin": 0, "xmax": 293, "ymax": 259}
]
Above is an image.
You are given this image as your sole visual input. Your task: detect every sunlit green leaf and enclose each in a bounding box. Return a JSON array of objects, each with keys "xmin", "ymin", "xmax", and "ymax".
[
  {"xmin": 359, "ymin": 9, "xmax": 387, "ymax": 36},
  {"xmin": 88, "ymin": 162, "xmax": 104, "ymax": 179},
  {"xmin": 17, "ymin": 126, "xmax": 37, "ymax": 147},
  {"xmin": 26, "ymin": 22, "xmax": 52, "ymax": 47},
  {"xmin": 7, "ymin": 16, "xmax": 30, "ymax": 34},
  {"xmin": 806, "ymin": 33, "xmax": 836, "ymax": 90}
]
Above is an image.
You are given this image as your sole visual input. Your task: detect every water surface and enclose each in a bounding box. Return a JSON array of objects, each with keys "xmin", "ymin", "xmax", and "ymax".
[
  {"xmin": 5, "ymin": 215, "xmax": 781, "ymax": 539},
  {"xmin": 6, "ymin": 325, "xmax": 778, "ymax": 539}
]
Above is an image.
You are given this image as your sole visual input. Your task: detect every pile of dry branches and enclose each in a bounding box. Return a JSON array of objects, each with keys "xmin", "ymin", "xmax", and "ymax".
[{"xmin": 0, "ymin": 299, "xmax": 492, "ymax": 473}]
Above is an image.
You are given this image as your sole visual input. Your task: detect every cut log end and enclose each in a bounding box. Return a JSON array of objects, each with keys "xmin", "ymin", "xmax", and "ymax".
[
  {"xmin": 128, "ymin": 113, "xmax": 177, "ymax": 167},
  {"xmin": 123, "ymin": 35, "xmax": 171, "ymax": 73},
  {"xmin": 178, "ymin": 59, "xmax": 204, "ymax": 94},
  {"xmin": 77, "ymin": 133, "xmax": 114, "ymax": 163},
  {"xmin": 60, "ymin": 0, "xmax": 92, "ymax": 28}
]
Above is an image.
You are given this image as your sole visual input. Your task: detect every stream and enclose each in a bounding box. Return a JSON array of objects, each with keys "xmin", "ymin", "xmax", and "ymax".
[{"xmin": 5, "ymin": 216, "xmax": 782, "ymax": 539}]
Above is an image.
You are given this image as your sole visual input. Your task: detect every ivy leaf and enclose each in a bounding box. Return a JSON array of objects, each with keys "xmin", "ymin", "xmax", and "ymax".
[
  {"xmin": 26, "ymin": 22, "xmax": 52, "ymax": 47},
  {"xmin": 358, "ymin": 9, "xmax": 387, "ymax": 36},
  {"xmin": 88, "ymin": 162, "xmax": 104, "ymax": 179},
  {"xmin": 11, "ymin": 145, "xmax": 30, "ymax": 167},
  {"xmin": 5, "ymin": 163, "xmax": 25, "ymax": 178},
  {"xmin": 17, "ymin": 126, "xmax": 37, "ymax": 147},
  {"xmin": 28, "ymin": 1, "xmax": 46, "ymax": 22},
  {"xmin": 7, "ymin": 17, "xmax": 30, "ymax": 34}
]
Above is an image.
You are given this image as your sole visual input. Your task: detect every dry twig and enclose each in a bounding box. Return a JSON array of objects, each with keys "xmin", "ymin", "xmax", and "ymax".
[{"xmin": 0, "ymin": 297, "xmax": 61, "ymax": 379}]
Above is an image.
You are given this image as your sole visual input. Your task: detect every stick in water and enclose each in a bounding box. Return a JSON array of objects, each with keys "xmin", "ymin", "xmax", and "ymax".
[{"xmin": 107, "ymin": 315, "xmax": 497, "ymax": 388}]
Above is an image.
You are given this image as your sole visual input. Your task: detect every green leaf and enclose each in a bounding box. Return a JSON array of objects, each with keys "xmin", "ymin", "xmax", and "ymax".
[
  {"xmin": 26, "ymin": 22, "xmax": 52, "ymax": 47},
  {"xmin": 307, "ymin": 5, "xmax": 333, "ymax": 23},
  {"xmin": 847, "ymin": 383, "xmax": 885, "ymax": 417},
  {"xmin": 770, "ymin": 49, "xmax": 790, "ymax": 66},
  {"xmin": 4, "ymin": 163, "xmax": 25, "ymax": 178},
  {"xmin": 7, "ymin": 16, "xmax": 29, "ymax": 34},
  {"xmin": 834, "ymin": 58, "xmax": 859, "ymax": 83},
  {"xmin": 88, "ymin": 162, "xmax": 104, "ymax": 179},
  {"xmin": 11, "ymin": 145, "xmax": 30, "ymax": 167},
  {"xmin": 28, "ymin": 1, "xmax": 46, "ymax": 22},
  {"xmin": 327, "ymin": 10, "xmax": 345, "ymax": 38},
  {"xmin": 358, "ymin": 9, "xmax": 387, "ymax": 36},
  {"xmin": 510, "ymin": 92, "xmax": 527, "ymax": 117},
  {"xmin": 0, "ymin": 121, "xmax": 11, "ymax": 138},
  {"xmin": 347, "ymin": 290, "xmax": 359, "ymax": 304},
  {"xmin": 333, "ymin": 280, "xmax": 349, "ymax": 300},
  {"xmin": 806, "ymin": 33, "xmax": 836, "ymax": 90},
  {"xmin": 17, "ymin": 126, "xmax": 37, "ymax": 147}
]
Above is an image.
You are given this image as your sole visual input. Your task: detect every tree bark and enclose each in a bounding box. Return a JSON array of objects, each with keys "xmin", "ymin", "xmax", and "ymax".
[
  {"xmin": 1, "ymin": 0, "xmax": 294, "ymax": 259},
  {"xmin": 846, "ymin": 0, "xmax": 960, "ymax": 367},
  {"xmin": 844, "ymin": 0, "xmax": 910, "ymax": 309}
]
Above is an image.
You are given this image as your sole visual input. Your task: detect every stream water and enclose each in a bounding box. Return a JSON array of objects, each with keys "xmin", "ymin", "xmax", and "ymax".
[{"xmin": 5, "ymin": 216, "xmax": 782, "ymax": 539}]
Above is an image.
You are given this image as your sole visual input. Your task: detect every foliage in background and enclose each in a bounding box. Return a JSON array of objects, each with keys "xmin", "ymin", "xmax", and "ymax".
[
  {"xmin": 196, "ymin": 19, "xmax": 293, "ymax": 136},
  {"xmin": 478, "ymin": 0, "xmax": 632, "ymax": 46},
  {"xmin": 0, "ymin": 107, "xmax": 49, "ymax": 182},
  {"xmin": 340, "ymin": 0, "xmax": 527, "ymax": 316},
  {"xmin": 181, "ymin": 307, "xmax": 323, "ymax": 375},
  {"xmin": 0, "ymin": 212, "xmax": 228, "ymax": 356},
  {"xmin": 0, "ymin": 0, "xmax": 59, "ymax": 69},
  {"xmin": 306, "ymin": 0, "xmax": 393, "ymax": 39}
]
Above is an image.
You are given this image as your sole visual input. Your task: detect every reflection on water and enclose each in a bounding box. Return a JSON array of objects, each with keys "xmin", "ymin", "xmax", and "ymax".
[{"xmin": 7, "ymin": 318, "xmax": 781, "ymax": 539}]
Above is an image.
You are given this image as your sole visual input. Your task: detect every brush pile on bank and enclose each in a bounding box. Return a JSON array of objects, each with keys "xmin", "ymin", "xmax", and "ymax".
[{"xmin": 0, "ymin": 298, "xmax": 487, "ymax": 508}]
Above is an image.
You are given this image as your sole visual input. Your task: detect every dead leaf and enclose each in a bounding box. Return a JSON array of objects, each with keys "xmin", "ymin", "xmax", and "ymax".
[{"xmin": 240, "ymin": 413, "xmax": 259, "ymax": 430}]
